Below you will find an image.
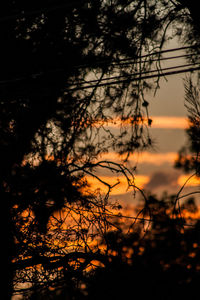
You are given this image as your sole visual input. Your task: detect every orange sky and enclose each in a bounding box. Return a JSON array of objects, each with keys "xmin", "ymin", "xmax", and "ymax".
[
  {"xmin": 178, "ymin": 175, "xmax": 200, "ymax": 187},
  {"xmin": 41, "ymin": 148, "xmax": 199, "ymax": 197},
  {"xmin": 98, "ymin": 151, "xmax": 178, "ymax": 165},
  {"xmin": 150, "ymin": 116, "xmax": 187, "ymax": 129},
  {"xmin": 86, "ymin": 174, "xmax": 200, "ymax": 195},
  {"xmin": 94, "ymin": 116, "xmax": 188, "ymax": 129},
  {"xmin": 86, "ymin": 175, "xmax": 149, "ymax": 195},
  {"xmin": 25, "ymin": 113, "xmax": 199, "ymax": 202}
]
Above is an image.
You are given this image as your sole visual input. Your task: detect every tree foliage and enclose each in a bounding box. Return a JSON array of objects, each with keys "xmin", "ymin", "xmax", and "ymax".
[
  {"xmin": 175, "ymin": 78, "xmax": 200, "ymax": 176},
  {"xmin": 3, "ymin": 0, "xmax": 200, "ymax": 298},
  {"xmin": 21, "ymin": 195, "xmax": 200, "ymax": 300}
]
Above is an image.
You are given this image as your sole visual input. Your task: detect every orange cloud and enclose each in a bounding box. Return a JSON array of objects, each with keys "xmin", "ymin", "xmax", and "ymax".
[
  {"xmin": 178, "ymin": 175, "xmax": 200, "ymax": 187},
  {"xmin": 151, "ymin": 116, "xmax": 187, "ymax": 129},
  {"xmin": 86, "ymin": 173, "xmax": 199, "ymax": 196},
  {"xmin": 86, "ymin": 175, "xmax": 149, "ymax": 195},
  {"xmin": 94, "ymin": 116, "xmax": 187, "ymax": 129},
  {"xmin": 99, "ymin": 151, "xmax": 178, "ymax": 166},
  {"xmin": 181, "ymin": 209, "xmax": 200, "ymax": 220}
]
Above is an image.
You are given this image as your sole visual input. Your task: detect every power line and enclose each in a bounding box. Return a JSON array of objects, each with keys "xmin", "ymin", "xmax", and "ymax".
[
  {"xmin": 1, "ymin": 62, "xmax": 198, "ymax": 89},
  {"xmin": 110, "ymin": 53, "xmax": 199, "ymax": 68},
  {"xmin": 67, "ymin": 62, "xmax": 200, "ymax": 88},
  {"xmin": 67, "ymin": 65, "xmax": 200, "ymax": 92},
  {"xmin": 73, "ymin": 45, "xmax": 200, "ymax": 69},
  {"xmin": 0, "ymin": 46, "xmax": 199, "ymax": 86}
]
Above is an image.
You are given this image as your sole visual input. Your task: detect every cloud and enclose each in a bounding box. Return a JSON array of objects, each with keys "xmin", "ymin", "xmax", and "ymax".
[
  {"xmin": 150, "ymin": 116, "xmax": 187, "ymax": 129},
  {"xmin": 85, "ymin": 172, "xmax": 199, "ymax": 197},
  {"xmin": 178, "ymin": 175, "xmax": 200, "ymax": 187},
  {"xmin": 98, "ymin": 151, "xmax": 178, "ymax": 166},
  {"xmin": 86, "ymin": 175, "xmax": 149, "ymax": 195},
  {"xmin": 144, "ymin": 171, "xmax": 178, "ymax": 190},
  {"xmin": 94, "ymin": 116, "xmax": 187, "ymax": 129},
  {"xmin": 145, "ymin": 171, "xmax": 200, "ymax": 191}
]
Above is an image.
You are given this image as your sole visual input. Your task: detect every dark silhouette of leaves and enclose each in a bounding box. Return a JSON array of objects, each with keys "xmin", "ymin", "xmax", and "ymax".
[{"xmin": 4, "ymin": 1, "xmax": 200, "ymax": 298}]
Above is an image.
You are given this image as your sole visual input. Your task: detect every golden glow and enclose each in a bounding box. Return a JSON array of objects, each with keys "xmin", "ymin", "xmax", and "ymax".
[
  {"xmin": 86, "ymin": 173, "xmax": 199, "ymax": 196},
  {"xmin": 181, "ymin": 207, "xmax": 200, "ymax": 220},
  {"xmin": 150, "ymin": 116, "xmax": 187, "ymax": 129},
  {"xmin": 87, "ymin": 175, "xmax": 149, "ymax": 194},
  {"xmin": 99, "ymin": 151, "xmax": 178, "ymax": 165},
  {"xmin": 178, "ymin": 175, "xmax": 200, "ymax": 187},
  {"xmin": 94, "ymin": 116, "xmax": 187, "ymax": 129}
]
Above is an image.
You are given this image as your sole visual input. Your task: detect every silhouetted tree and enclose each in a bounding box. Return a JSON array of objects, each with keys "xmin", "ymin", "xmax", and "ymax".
[
  {"xmin": 3, "ymin": 1, "xmax": 199, "ymax": 298},
  {"xmin": 175, "ymin": 78, "xmax": 200, "ymax": 176},
  {"xmin": 175, "ymin": 0, "xmax": 200, "ymax": 48},
  {"xmin": 22, "ymin": 195, "xmax": 200, "ymax": 300},
  {"xmin": 79, "ymin": 195, "xmax": 200, "ymax": 300}
]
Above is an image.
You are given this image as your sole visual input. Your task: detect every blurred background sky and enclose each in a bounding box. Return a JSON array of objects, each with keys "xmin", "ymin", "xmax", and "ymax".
[{"xmin": 88, "ymin": 38, "xmax": 200, "ymax": 209}]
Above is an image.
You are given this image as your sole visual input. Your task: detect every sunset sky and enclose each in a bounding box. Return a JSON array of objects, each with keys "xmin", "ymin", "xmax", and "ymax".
[{"xmin": 90, "ymin": 40, "xmax": 200, "ymax": 207}]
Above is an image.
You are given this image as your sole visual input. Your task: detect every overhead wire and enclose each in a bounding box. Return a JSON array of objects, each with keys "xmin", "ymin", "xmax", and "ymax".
[
  {"xmin": 0, "ymin": 46, "xmax": 199, "ymax": 86},
  {"xmin": 67, "ymin": 61, "xmax": 200, "ymax": 88},
  {"xmin": 73, "ymin": 45, "xmax": 200, "ymax": 69},
  {"xmin": 109, "ymin": 53, "xmax": 199, "ymax": 67},
  {"xmin": 67, "ymin": 65, "xmax": 200, "ymax": 92}
]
